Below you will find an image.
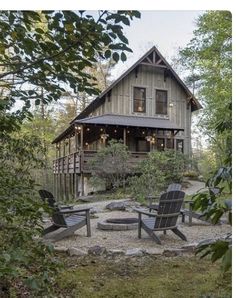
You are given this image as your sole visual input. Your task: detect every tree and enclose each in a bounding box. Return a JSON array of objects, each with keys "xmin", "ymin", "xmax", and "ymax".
[
  {"xmin": 178, "ymin": 11, "xmax": 232, "ymax": 166},
  {"xmin": 0, "ymin": 10, "xmax": 141, "ymax": 294},
  {"xmin": 0, "ymin": 10, "xmax": 141, "ymax": 129},
  {"xmin": 178, "ymin": 11, "xmax": 232, "ymax": 272}
]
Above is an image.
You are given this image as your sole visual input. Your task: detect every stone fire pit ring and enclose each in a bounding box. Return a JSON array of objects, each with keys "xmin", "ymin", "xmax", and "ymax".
[{"xmin": 97, "ymin": 218, "xmax": 138, "ymax": 231}]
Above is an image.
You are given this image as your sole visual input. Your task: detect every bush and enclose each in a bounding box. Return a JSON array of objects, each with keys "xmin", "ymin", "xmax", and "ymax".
[
  {"xmin": 129, "ymin": 150, "xmax": 188, "ymax": 202},
  {"xmin": 89, "ymin": 140, "xmax": 131, "ymax": 190},
  {"xmin": 0, "ymin": 132, "xmax": 60, "ymax": 296}
]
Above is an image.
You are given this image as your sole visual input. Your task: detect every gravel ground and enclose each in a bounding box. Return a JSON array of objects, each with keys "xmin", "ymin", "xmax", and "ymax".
[
  {"xmin": 45, "ymin": 181, "xmax": 231, "ymax": 254},
  {"xmin": 54, "ymin": 210, "xmax": 231, "ymax": 254}
]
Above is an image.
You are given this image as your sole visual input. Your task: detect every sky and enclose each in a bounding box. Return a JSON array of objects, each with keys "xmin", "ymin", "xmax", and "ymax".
[{"xmin": 111, "ymin": 11, "xmax": 203, "ymax": 79}]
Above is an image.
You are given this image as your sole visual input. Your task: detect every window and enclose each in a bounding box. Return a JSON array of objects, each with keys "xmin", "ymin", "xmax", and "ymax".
[
  {"xmin": 133, "ymin": 87, "xmax": 146, "ymax": 113},
  {"xmin": 176, "ymin": 139, "xmax": 184, "ymax": 153},
  {"xmin": 157, "ymin": 138, "xmax": 165, "ymax": 151},
  {"xmin": 166, "ymin": 138, "xmax": 174, "ymax": 149},
  {"xmin": 156, "ymin": 90, "xmax": 167, "ymax": 115}
]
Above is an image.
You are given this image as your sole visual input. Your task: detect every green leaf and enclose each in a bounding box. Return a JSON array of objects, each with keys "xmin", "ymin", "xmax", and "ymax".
[
  {"xmin": 121, "ymin": 52, "xmax": 127, "ymax": 62},
  {"xmin": 105, "ymin": 50, "xmax": 111, "ymax": 58},
  {"xmin": 112, "ymin": 52, "xmax": 119, "ymax": 62},
  {"xmin": 35, "ymin": 99, "xmax": 41, "ymax": 105}
]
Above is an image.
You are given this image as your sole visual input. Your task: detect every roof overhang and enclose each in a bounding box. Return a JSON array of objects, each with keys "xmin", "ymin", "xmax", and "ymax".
[
  {"xmin": 75, "ymin": 114, "xmax": 184, "ymax": 131},
  {"xmin": 52, "ymin": 114, "xmax": 184, "ymax": 144}
]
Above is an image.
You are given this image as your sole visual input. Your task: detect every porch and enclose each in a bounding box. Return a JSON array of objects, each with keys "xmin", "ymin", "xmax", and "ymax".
[{"xmin": 53, "ymin": 150, "xmax": 148, "ymax": 174}]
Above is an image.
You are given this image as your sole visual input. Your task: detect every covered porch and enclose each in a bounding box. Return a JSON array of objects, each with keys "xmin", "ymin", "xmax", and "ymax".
[{"xmin": 52, "ymin": 114, "xmax": 184, "ymax": 198}]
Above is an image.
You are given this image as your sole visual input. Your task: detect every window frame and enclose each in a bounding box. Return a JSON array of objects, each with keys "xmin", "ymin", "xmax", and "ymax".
[
  {"xmin": 176, "ymin": 139, "xmax": 184, "ymax": 153},
  {"xmin": 155, "ymin": 89, "xmax": 168, "ymax": 116},
  {"xmin": 133, "ymin": 86, "xmax": 146, "ymax": 114}
]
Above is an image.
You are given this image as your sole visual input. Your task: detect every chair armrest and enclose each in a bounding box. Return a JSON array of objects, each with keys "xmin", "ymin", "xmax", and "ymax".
[
  {"xmin": 133, "ymin": 208, "xmax": 158, "ymax": 217},
  {"xmin": 134, "ymin": 208, "xmax": 180, "ymax": 219},
  {"xmin": 60, "ymin": 205, "xmax": 74, "ymax": 209},
  {"xmin": 58, "ymin": 207, "xmax": 91, "ymax": 214}
]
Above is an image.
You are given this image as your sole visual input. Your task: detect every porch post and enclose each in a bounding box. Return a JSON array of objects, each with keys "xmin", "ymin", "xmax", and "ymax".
[
  {"xmin": 80, "ymin": 125, "xmax": 84, "ymax": 196},
  {"xmin": 123, "ymin": 127, "xmax": 127, "ymax": 146},
  {"xmin": 80, "ymin": 124, "xmax": 84, "ymax": 150}
]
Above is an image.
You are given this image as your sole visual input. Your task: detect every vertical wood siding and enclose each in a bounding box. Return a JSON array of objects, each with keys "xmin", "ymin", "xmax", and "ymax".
[{"xmin": 90, "ymin": 64, "xmax": 192, "ymax": 155}]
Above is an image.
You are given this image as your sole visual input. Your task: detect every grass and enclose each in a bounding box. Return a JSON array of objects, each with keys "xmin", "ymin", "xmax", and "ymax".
[{"xmin": 54, "ymin": 255, "xmax": 231, "ymax": 298}]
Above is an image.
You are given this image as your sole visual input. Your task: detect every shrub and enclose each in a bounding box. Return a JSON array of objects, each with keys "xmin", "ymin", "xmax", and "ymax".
[
  {"xmin": 129, "ymin": 150, "xmax": 188, "ymax": 202},
  {"xmin": 0, "ymin": 132, "xmax": 60, "ymax": 296},
  {"xmin": 89, "ymin": 140, "xmax": 131, "ymax": 190}
]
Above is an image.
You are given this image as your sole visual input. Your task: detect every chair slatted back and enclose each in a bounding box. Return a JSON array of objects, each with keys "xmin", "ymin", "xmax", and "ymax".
[
  {"xmin": 39, "ymin": 189, "xmax": 56, "ymax": 208},
  {"xmin": 154, "ymin": 190, "xmax": 185, "ymax": 229},
  {"xmin": 39, "ymin": 190, "xmax": 67, "ymax": 227},
  {"xmin": 166, "ymin": 183, "xmax": 182, "ymax": 192},
  {"xmin": 51, "ymin": 207, "xmax": 67, "ymax": 227}
]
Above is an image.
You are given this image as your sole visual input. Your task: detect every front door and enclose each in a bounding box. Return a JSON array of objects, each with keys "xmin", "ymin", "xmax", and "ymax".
[{"xmin": 136, "ymin": 138, "xmax": 150, "ymax": 152}]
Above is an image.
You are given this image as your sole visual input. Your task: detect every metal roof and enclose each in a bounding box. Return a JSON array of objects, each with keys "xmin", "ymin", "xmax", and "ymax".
[
  {"xmin": 75, "ymin": 114, "xmax": 184, "ymax": 131},
  {"xmin": 52, "ymin": 114, "xmax": 184, "ymax": 144}
]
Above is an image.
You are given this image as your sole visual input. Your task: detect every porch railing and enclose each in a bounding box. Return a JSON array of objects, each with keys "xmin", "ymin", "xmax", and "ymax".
[{"xmin": 53, "ymin": 150, "xmax": 148, "ymax": 174}]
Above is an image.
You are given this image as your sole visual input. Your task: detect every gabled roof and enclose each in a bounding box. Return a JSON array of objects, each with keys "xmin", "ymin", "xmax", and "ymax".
[{"xmin": 71, "ymin": 46, "xmax": 202, "ymax": 123}]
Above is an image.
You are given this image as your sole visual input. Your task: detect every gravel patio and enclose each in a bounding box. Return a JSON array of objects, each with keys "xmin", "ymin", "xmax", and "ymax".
[{"xmin": 44, "ymin": 181, "xmax": 231, "ymax": 256}]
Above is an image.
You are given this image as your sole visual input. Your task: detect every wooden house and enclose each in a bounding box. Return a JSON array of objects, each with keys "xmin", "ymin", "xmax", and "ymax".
[{"xmin": 52, "ymin": 46, "xmax": 201, "ymax": 198}]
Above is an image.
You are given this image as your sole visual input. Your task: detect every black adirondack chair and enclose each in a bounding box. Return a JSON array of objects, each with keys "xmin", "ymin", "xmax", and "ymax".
[
  {"xmin": 147, "ymin": 183, "xmax": 182, "ymax": 212},
  {"xmin": 39, "ymin": 189, "xmax": 74, "ymax": 210},
  {"xmin": 39, "ymin": 190, "xmax": 91, "ymax": 241},
  {"xmin": 135, "ymin": 190, "xmax": 187, "ymax": 244},
  {"xmin": 42, "ymin": 206, "xmax": 91, "ymax": 242}
]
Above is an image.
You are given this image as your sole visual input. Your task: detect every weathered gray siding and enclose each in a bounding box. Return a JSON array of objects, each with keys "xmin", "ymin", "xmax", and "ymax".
[{"xmin": 91, "ymin": 64, "xmax": 191, "ymax": 155}]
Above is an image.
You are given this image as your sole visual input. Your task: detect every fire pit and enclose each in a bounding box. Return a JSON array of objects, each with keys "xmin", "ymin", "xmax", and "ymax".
[{"xmin": 97, "ymin": 218, "xmax": 138, "ymax": 231}]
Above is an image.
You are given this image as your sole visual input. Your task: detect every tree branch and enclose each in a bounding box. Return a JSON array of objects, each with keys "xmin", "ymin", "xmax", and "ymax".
[{"xmin": 0, "ymin": 11, "xmax": 108, "ymax": 80}]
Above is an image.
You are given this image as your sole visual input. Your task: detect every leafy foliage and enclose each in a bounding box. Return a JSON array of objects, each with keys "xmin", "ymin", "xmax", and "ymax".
[
  {"xmin": 0, "ymin": 10, "xmax": 140, "ymax": 129},
  {"xmin": 193, "ymin": 166, "xmax": 232, "ymax": 271},
  {"xmin": 0, "ymin": 131, "xmax": 60, "ymax": 295},
  {"xmin": 129, "ymin": 150, "xmax": 187, "ymax": 202},
  {"xmin": 179, "ymin": 11, "xmax": 232, "ymax": 166},
  {"xmin": 89, "ymin": 140, "xmax": 131, "ymax": 190},
  {"xmin": 0, "ymin": 10, "xmax": 140, "ymax": 294}
]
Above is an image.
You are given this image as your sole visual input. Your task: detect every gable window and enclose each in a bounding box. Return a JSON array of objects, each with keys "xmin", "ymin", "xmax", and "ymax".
[
  {"xmin": 133, "ymin": 87, "xmax": 146, "ymax": 113},
  {"xmin": 156, "ymin": 90, "xmax": 167, "ymax": 115}
]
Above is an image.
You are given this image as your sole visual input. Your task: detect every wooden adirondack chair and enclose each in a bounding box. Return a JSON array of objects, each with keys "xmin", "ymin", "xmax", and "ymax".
[
  {"xmin": 39, "ymin": 189, "xmax": 74, "ymax": 210},
  {"xmin": 147, "ymin": 183, "xmax": 182, "ymax": 212},
  {"xmin": 135, "ymin": 190, "xmax": 187, "ymax": 244},
  {"xmin": 43, "ymin": 206, "xmax": 91, "ymax": 242}
]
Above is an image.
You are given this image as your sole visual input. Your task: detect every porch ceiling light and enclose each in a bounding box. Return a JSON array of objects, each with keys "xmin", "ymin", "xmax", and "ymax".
[
  {"xmin": 145, "ymin": 135, "xmax": 152, "ymax": 142},
  {"xmin": 100, "ymin": 133, "xmax": 109, "ymax": 140},
  {"xmin": 75, "ymin": 125, "xmax": 81, "ymax": 131}
]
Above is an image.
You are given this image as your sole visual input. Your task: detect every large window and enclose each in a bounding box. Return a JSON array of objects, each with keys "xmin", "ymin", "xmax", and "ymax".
[
  {"xmin": 133, "ymin": 87, "xmax": 146, "ymax": 113},
  {"xmin": 156, "ymin": 90, "xmax": 167, "ymax": 115}
]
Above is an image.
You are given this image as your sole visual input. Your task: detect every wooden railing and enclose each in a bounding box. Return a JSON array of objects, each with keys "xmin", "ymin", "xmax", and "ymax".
[{"xmin": 53, "ymin": 150, "xmax": 148, "ymax": 174}]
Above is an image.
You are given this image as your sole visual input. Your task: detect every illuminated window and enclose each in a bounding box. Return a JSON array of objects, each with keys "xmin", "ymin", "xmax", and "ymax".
[{"xmin": 133, "ymin": 87, "xmax": 146, "ymax": 113}]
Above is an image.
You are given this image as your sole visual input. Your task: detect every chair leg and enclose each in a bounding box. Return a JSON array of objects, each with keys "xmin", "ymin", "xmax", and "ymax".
[
  {"xmin": 86, "ymin": 210, "xmax": 91, "ymax": 237},
  {"xmin": 138, "ymin": 213, "xmax": 141, "ymax": 239},
  {"xmin": 142, "ymin": 223, "xmax": 162, "ymax": 244},
  {"xmin": 42, "ymin": 224, "xmax": 59, "ymax": 236},
  {"xmin": 172, "ymin": 228, "xmax": 187, "ymax": 241}
]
